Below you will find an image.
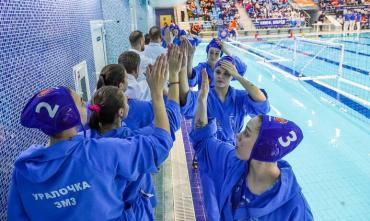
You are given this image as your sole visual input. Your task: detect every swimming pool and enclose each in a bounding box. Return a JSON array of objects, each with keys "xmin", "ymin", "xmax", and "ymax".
[
  {"xmin": 185, "ymin": 38, "xmax": 370, "ymax": 220},
  {"xmin": 234, "ymin": 33, "xmax": 370, "ymax": 122}
]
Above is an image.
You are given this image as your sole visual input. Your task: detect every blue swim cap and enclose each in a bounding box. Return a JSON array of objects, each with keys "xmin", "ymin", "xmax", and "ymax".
[
  {"xmin": 233, "ymin": 56, "xmax": 247, "ymax": 76},
  {"xmin": 215, "ymin": 55, "xmax": 247, "ymax": 76},
  {"xmin": 250, "ymin": 115, "xmax": 303, "ymax": 162},
  {"xmin": 187, "ymin": 36, "xmax": 202, "ymax": 47},
  {"xmin": 20, "ymin": 86, "xmax": 81, "ymax": 136},
  {"xmin": 174, "ymin": 35, "xmax": 202, "ymax": 47},
  {"xmin": 206, "ymin": 38, "xmax": 223, "ymax": 56},
  {"xmin": 179, "ymin": 29, "xmax": 187, "ymax": 36},
  {"xmin": 170, "ymin": 24, "xmax": 180, "ymax": 31}
]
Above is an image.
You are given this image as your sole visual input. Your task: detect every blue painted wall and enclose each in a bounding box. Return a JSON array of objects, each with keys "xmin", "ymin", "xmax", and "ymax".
[
  {"xmin": 0, "ymin": 0, "xmax": 101, "ymax": 219},
  {"xmin": 0, "ymin": 0, "xmax": 152, "ymax": 219},
  {"xmin": 137, "ymin": 0, "xmax": 150, "ymax": 32},
  {"xmin": 101, "ymin": 0, "xmax": 133, "ymax": 64}
]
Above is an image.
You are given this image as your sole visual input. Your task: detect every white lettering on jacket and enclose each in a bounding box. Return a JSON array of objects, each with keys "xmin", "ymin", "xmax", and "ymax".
[
  {"xmin": 54, "ymin": 197, "xmax": 77, "ymax": 209},
  {"xmin": 32, "ymin": 181, "xmax": 91, "ymax": 201}
]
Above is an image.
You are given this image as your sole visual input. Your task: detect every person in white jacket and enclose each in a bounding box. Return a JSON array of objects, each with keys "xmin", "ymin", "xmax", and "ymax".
[
  {"xmin": 118, "ymin": 51, "xmax": 151, "ymax": 101},
  {"xmin": 143, "ymin": 26, "xmax": 167, "ymax": 62},
  {"xmin": 129, "ymin": 30, "xmax": 152, "ymax": 77}
]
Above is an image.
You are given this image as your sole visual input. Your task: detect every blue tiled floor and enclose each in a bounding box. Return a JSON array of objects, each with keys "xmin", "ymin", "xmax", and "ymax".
[{"xmin": 181, "ymin": 118, "xmax": 207, "ymax": 221}]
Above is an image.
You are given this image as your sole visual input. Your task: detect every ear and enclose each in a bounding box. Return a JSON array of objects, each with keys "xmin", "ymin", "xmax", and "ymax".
[
  {"xmin": 118, "ymin": 108, "xmax": 125, "ymax": 118},
  {"xmin": 118, "ymin": 82, "xmax": 124, "ymax": 90}
]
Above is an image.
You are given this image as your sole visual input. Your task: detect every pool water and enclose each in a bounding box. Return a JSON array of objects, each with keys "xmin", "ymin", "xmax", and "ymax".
[{"xmin": 239, "ymin": 35, "xmax": 370, "ymax": 105}]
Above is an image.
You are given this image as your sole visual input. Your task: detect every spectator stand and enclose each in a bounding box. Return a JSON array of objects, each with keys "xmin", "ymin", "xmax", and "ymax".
[
  {"xmin": 243, "ymin": 0, "xmax": 311, "ymax": 30},
  {"xmin": 318, "ymin": 1, "xmax": 370, "ymax": 30},
  {"xmin": 181, "ymin": 0, "xmax": 219, "ymax": 34}
]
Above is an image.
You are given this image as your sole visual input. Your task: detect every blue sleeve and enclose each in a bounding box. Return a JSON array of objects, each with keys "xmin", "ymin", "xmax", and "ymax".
[
  {"xmin": 189, "ymin": 119, "xmax": 237, "ymax": 180},
  {"xmin": 240, "ymin": 89, "xmax": 270, "ymax": 117},
  {"xmin": 181, "ymin": 91, "xmax": 199, "ymax": 119},
  {"xmin": 133, "ymin": 100, "xmax": 181, "ymax": 140},
  {"xmin": 173, "ymin": 37, "xmax": 181, "ymax": 46},
  {"xmin": 193, "ymin": 37, "xmax": 202, "ymax": 46},
  {"xmin": 164, "ymin": 100, "xmax": 181, "ymax": 140},
  {"xmin": 288, "ymin": 193, "xmax": 314, "ymax": 221},
  {"xmin": 189, "ymin": 63, "xmax": 203, "ymax": 87},
  {"xmin": 7, "ymin": 171, "xmax": 31, "ymax": 221},
  {"xmin": 92, "ymin": 128, "xmax": 173, "ymax": 181},
  {"xmin": 124, "ymin": 99, "xmax": 154, "ymax": 130},
  {"xmin": 124, "ymin": 99, "xmax": 180, "ymax": 140},
  {"xmin": 117, "ymin": 126, "xmax": 137, "ymax": 137},
  {"xmin": 232, "ymin": 55, "xmax": 247, "ymax": 78},
  {"xmin": 162, "ymin": 40, "xmax": 167, "ymax": 48},
  {"xmin": 179, "ymin": 30, "xmax": 187, "ymax": 36}
]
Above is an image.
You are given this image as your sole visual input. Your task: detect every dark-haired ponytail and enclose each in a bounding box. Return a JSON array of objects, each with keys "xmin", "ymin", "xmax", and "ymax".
[
  {"xmin": 89, "ymin": 110, "xmax": 101, "ymax": 131},
  {"xmin": 96, "ymin": 64, "xmax": 126, "ymax": 90},
  {"xmin": 88, "ymin": 104, "xmax": 102, "ymax": 130},
  {"xmin": 96, "ymin": 74, "xmax": 106, "ymax": 90},
  {"xmin": 88, "ymin": 86, "xmax": 126, "ymax": 132}
]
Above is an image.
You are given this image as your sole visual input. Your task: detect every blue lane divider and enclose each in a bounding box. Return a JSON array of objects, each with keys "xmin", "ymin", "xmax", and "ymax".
[
  {"xmin": 298, "ymin": 43, "xmax": 370, "ymax": 59},
  {"xmin": 315, "ymin": 37, "xmax": 370, "ymax": 57},
  {"xmin": 264, "ymin": 42, "xmax": 369, "ymax": 76},
  {"xmin": 240, "ymin": 44, "xmax": 370, "ymax": 119},
  {"xmin": 326, "ymin": 44, "xmax": 370, "ymax": 57},
  {"xmin": 340, "ymin": 39, "xmax": 370, "ymax": 47}
]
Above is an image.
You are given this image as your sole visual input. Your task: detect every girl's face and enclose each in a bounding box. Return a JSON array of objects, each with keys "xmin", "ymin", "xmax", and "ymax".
[
  {"xmin": 119, "ymin": 91, "xmax": 129, "ymax": 120},
  {"xmin": 70, "ymin": 90, "xmax": 87, "ymax": 125},
  {"xmin": 119, "ymin": 72, "xmax": 128, "ymax": 92},
  {"xmin": 214, "ymin": 66, "xmax": 232, "ymax": 88},
  {"xmin": 207, "ymin": 48, "xmax": 221, "ymax": 63},
  {"xmin": 235, "ymin": 117, "xmax": 261, "ymax": 160},
  {"xmin": 140, "ymin": 37, "xmax": 145, "ymax": 51}
]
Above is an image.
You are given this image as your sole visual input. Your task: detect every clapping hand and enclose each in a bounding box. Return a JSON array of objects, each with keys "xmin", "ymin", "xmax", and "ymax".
[
  {"xmin": 146, "ymin": 55, "xmax": 168, "ymax": 96},
  {"xmin": 168, "ymin": 45, "xmax": 183, "ymax": 79},
  {"xmin": 199, "ymin": 69, "xmax": 209, "ymax": 102}
]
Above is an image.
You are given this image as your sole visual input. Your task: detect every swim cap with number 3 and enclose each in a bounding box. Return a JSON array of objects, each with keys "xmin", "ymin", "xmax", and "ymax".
[{"xmin": 250, "ymin": 115, "xmax": 303, "ymax": 162}]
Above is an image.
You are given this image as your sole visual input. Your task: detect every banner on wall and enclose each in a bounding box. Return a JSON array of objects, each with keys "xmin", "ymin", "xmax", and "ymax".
[
  {"xmin": 254, "ymin": 18, "xmax": 289, "ymax": 28},
  {"xmin": 160, "ymin": 15, "xmax": 172, "ymax": 27}
]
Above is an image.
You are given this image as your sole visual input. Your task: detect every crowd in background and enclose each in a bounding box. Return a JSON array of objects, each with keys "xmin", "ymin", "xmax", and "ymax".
[
  {"xmin": 318, "ymin": 0, "xmax": 370, "ymax": 30},
  {"xmin": 243, "ymin": 0, "xmax": 292, "ymax": 19},
  {"xmin": 186, "ymin": 0, "xmax": 216, "ymax": 21},
  {"xmin": 184, "ymin": 0, "xmax": 369, "ymax": 33}
]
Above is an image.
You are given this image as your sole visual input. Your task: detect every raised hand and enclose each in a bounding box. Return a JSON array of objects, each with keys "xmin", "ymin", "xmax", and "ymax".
[
  {"xmin": 220, "ymin": 60, "xmax": 239, "ymax": 79},
  {"xmin": 183, "ymin": 37, "xmax": 196, "ymax": 78},
  {"xmin": 164, "ymin": 27, "xmax": 173, "ymax": 46},
  {"xmin": 168, "ymin": 45, "xmax": 183, "ymax": 78},
  {"xmin": 195, "ymin": 69, "xmax": 209, "ymax": 128},
  {"xmin": 180, "ymin": 41, "xmax": 188, "ymax": 71},
  {"xmin": 199, "ymin": 69, "xmax": 209, "ymax": 101},
  {"xmin": 183, "ymin": 37, "xmax": 196, "ymax": 59},
  {"xmin": 216, "ymin": 38, "xmax": 231, "ymax": 56},
  {"xmin": 146, "ymin": 55, "xmax": 168, "ymax": 96},
  {"xmin": 215, "ymin": 38, "xmax": 223, "ymax": 47}
]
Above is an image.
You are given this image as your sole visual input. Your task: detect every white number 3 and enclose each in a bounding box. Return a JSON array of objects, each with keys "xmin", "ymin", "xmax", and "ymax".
[
  {"xmin": 278, "ymin": 131, "xmax": 297, "ymax": 147},
  {"xmin": 35, "ymin": 102, "xmax": 60, "ymax": 118}
]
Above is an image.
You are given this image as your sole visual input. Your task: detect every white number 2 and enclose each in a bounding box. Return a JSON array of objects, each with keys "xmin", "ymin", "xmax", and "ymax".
[
  {"xmin": 35, "ymin": 102, "xmax": 59, "ymax": 118},
  {"xmin": 278, "ymin": 131, "xmax": 297, "ymax": 147}
]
